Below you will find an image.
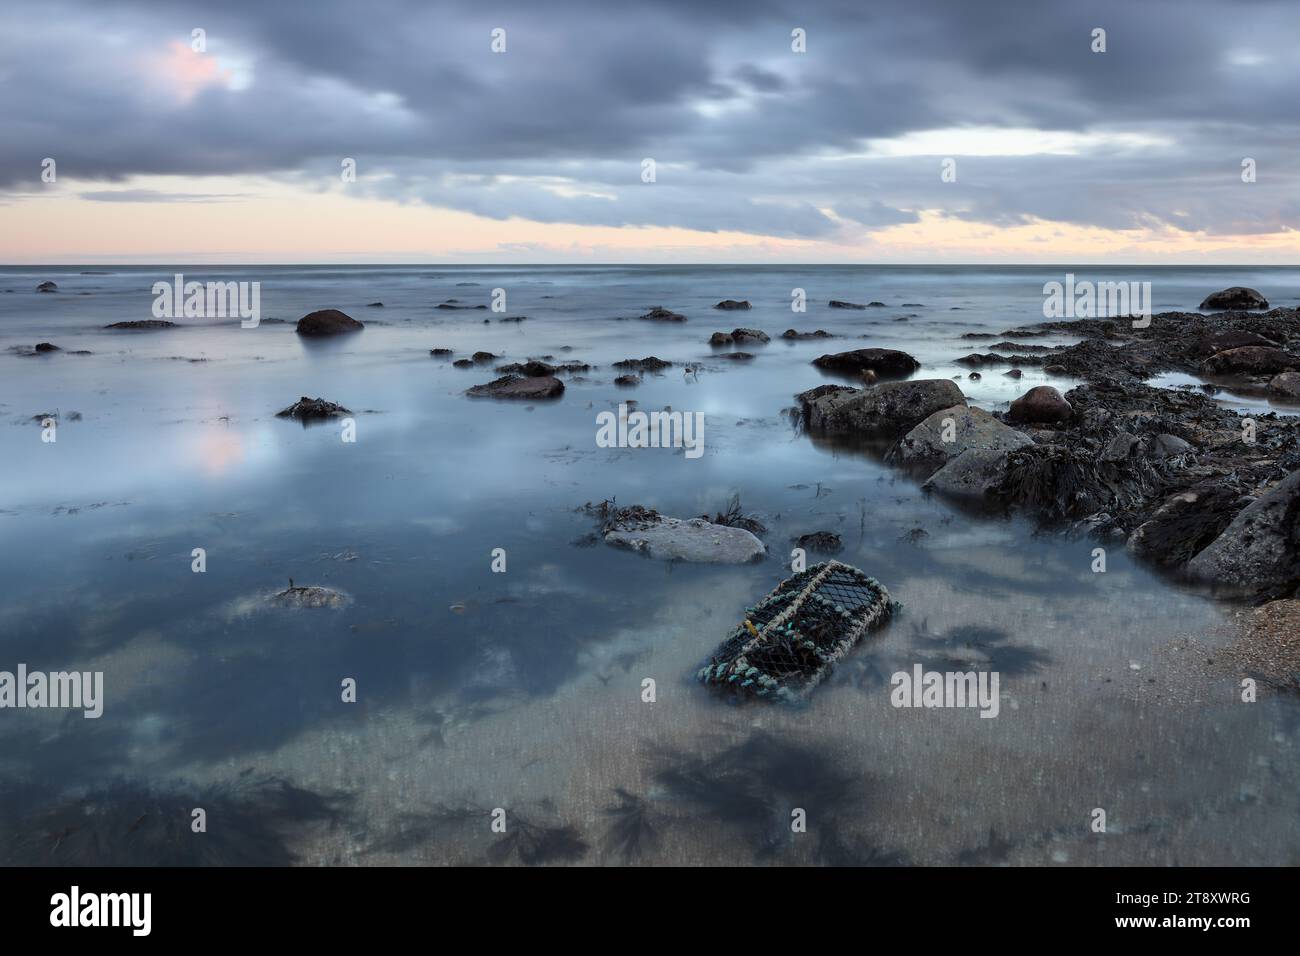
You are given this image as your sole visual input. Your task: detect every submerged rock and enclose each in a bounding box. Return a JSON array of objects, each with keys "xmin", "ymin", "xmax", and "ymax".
[
  {"xmin": 812, "ymin": 347, "xmax": 920, "ymax": 378},
  {"xmin": 495, "ymin": 360, "xmax": 556, "ymax": 377},
  {"xmin": 276, "ymin": 396, "xmax": 352, "ymax": 421},
  {"xmin": 295, "ymin": 309, "xmax": 364, "ymax": 336},
  {"xmin": 36, "ymin": 281, "xmax": 58, "ymax": 293},
  {"xmin": 602, "ymin": 506, "xmax": 765, "ymax": 563},
  {"xmin": 782, "ymin": 329, "xmax": 832, "ymax": 339},
  {"xmin": 612, "ymin": 356, "xmax": 672, "ymax": 372},
  {"xmin": 1199, "ymin": 287, "xmax": 1269, "ymax": 311},
  {"xmin": 34, "ymin": 342, "xmax": 60, "ymax": 353},
  {"xmin": 270, "ymin": 582, "xmax": 348, "ymax": 609},
  {"xmin": 893, "ymin": 405, "xmax": 1032, "ymax": 469},
  {"xmin": 828, "ymin": 300, "xmax": 867, "ymax": 309},
  {"xmin": 794, "ymin": 531, "xmax": 842, "ymax": 554},
  {"xmin": 465, "ymin": 375, "xmax": 564, "ymax": 400},
  {"xmin": 730, "ymin": 327, "xmax": 769, "ymax": 344},
  {"xmin": 714, "ymin": 300, "xmax": 751, "ymax": 310},
  {"xmin": 1008, "ymin": 385, "xmax": 1072, "ymax": 424},
  {"xmin": 104, "ymin": 319, "xmax": 177, "ymax": 330},
  {"xmin": 638, "ymin": 306, "xmax": 686, "ymax": 322}
]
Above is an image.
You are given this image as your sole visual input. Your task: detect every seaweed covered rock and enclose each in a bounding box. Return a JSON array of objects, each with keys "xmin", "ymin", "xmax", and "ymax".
[
  {"xmin": 1127, "ymin": 483, "xmax": 1247, "ymax": 567},
  {"xmin": 1185, "ymin": 470, "xmax": 1300, "ymax": 597},
  {"xmin": 892, "ymin": 405, "xmax": 1031, "ymax": 469},
  {"xmin": 601, "ymin": 505, "xmax": 764, "ymax": 563},
  {"xmin": 295, "ymin": 309, "xmax": 364, "ymax": 336},
  {"xmin": 1201, "ymin": 347, "xmax": 1296, "ymax": 376},
  {"xmin": 1199, "ymin": 287, "xmax": 1269, "ymax": 311},
  {"xmin": 812, "ymin": 347, "xmax": 920, "ymax": 378},
  {"xmin": 799, "ymin": 379, "xmax": 966, "ymax": 439},
  {"xmin": 276, "ymin": 396, "xmax": 352, "ymax": 421},
  {"xmin": 923, "ymin": 447, "xmax": 1016, "ymax": 501}
]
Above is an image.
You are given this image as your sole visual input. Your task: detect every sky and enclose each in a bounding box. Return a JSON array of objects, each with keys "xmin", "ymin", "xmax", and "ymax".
[{"xmin": 2, "ymin": 0, "xmax": 1298, "ymax": 264}]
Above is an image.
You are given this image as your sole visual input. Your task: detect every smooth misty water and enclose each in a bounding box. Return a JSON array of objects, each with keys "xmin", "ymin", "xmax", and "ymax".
[{"xmin": 1, "ymin": 264, "xmax": 1297, "ymax": 866}]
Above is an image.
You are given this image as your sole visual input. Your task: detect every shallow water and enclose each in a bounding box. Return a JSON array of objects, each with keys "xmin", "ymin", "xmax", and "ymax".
[{"xmin": 1, "ymin": 264, "xmax": 1297, "ymax": 865}]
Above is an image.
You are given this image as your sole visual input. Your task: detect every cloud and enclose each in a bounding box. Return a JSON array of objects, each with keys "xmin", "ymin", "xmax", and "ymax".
[{"xmin": 2, "ymin": 0, "xmax": 1299, "ymax": 242}]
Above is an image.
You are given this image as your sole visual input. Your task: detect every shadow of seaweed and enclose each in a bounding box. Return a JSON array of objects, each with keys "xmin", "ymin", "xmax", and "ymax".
[
  {"xmin": 364, "ymin": 800, "xmax": 588, "ymax": 866},
  {"xmin": 0, "ymin": 775, "xmax": 350, "ymax": 866},
  {"xmin": 599, "ymin": 788, "xmax": 662, "ymax": 863}
]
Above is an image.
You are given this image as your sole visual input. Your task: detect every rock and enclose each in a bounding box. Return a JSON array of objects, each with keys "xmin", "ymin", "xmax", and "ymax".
[
  {"xmin": 828, "ymin": 300, "xmax": 867, "ymax": 309},
  {"xmin": 34, "ymin": 342, "xmax": 60, "ymax": 353},
  {"xmin": 1199, "ymin": 287, "xmax": 1269, "ymax": 311},
  {"xmin": 1186, "ymin": 470, "xmax": 1300, "ymax": 594},
  {"xmin": 36, "ymin": 281, "xmax": 58, "ymax": 293},
  {"xmin": 436, "ymin": 301, "xmax": 487, "ymax": 310},
  {"xmin": 709, "ymin": 332, "xmax": 734, "ymax": 346},
  {"xmin": 1127, "ymin": 483, "xmax": 1246, "ymax": 567},
  {"xmin": 719, "ymin": 351, "xmax": 755, "ymax": 361},
  {"xmin": 639, "ymin": 306, "xmax": 686, "ymax": 322},
  {"xmin": 430, "ymin": 348, "xmax": 454, "ymax": 356},
  {"xmin": 731, "ymin": 328, "xmax": 769, "ymax": 344},
  {"xmin": 104, "ymin": 320, "xmax": 177, "ymax": 330},
  {"xmin": 1145, "ymin": 433, "xmax": 1193, "ymax": 459},
  {"xmin": 472, "ymin": 351, "xmax": 497, "ymax": 363},
  {"xmin": 714, "ymin": 300, "xmax": 751, "ymax": 310},
  {"xmin": 923, "ymin": 447, "xmax": 1014, "ymax": 500},
  {"xmin": 1269, "ymin": 371, "xmax": 1300, "ymax": 398},
  {"xmin": 465, "ymin": 375, "xmax": 565, "ymax": 400},
  {"xmin": 1004, "ymin": 369, "xmax": 1023, "ymax": 379},
  {"xmin": 793, "ymin": 531, "xmax": 842, "ymax": 554},
  {"xmin": 295, "ymin": 309, "xmax": 364, "ymax": 336},
  {"xmin": 801, "ymin": 378, "xmax": 967, "ymax": 439},
  {"xmin": 893, "ymin": 405, "xmax": 1032, "ymax": 469},
  {"xmin": 1192, "ymin": 329, "xmax": 1279, "ymax": 357},
  {"xmin": 271, "ymin": 583, "xmax": 347, "ymax": 609},
  {"xmin": 367, "ymin": 302, "xmax": 384, "ymax": 308},
  {"xmin": 1042, "ymin": 364, "xmax": 1068, "ymax": 375},
  {"xmin": 1008, "ymin": 385, "xmax": 1072, "ymax": 424},
  {"xmin": 968, "ymin": 372, "xmax": 981, "ymax": 381},
  {"xmin": 603, "ymin": 507, "xmax": 765, "ymax": 563},
  {"xmin": 452, "ymin": 358, "xmax": 473, "ymax": 368},
  {"xmin": 867, "ymin": 301, "xmax": 887, "ymax": 308},
  {"xmin": 614, "ymin": 374, "xmax": 641, "ymax": 387},
  {"xmin": 781, "ymin": 329, "xmax": 832, "ymax": 339},
  {"xmin": 496, "ymin": 360, "xmax": 556, "ymax": 376},
  {"xmin": 955, "ymin": 353, "xmax": 1006, "ymax": 367},
  {"xmin": 497, "ymin": 316, "xmax": 528, "ymax": 323},
  {"xmin": 612, "ymin": 356, "xmax": 671, "ymax": 372},
  {"xmin": 276, "ymin": 396, "xmax": 352, "ymax": 421},
  {"xmin": 1202, "ymin": 347, "xmax": 1296, "ymax": 376},
  {"xmin": 812, "ymin": 347, "xmax": 920, "ymax": 378}
]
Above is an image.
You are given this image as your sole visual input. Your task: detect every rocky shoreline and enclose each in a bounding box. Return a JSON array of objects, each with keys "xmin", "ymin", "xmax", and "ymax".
[{"xmin": 797, "ymin": 292, "xmax": 1300, "ymax": 603}]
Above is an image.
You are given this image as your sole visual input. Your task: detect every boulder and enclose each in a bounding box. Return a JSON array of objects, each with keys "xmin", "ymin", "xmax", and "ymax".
[
  {"xmin": 429, "ymin": 348, "xmax": 454, "ymax": 356},
  {"xmin": 614, "ymin": 374, "xmax": 640, "ymax": 387},
  {"xmin": 893, "ymin": 405, "xmax": 1032, "ymax": 469},
  {"xmin": 36, "ymin": 281, "xmax": 58, "ymax": 293},
  {"xmin": 714, "ymin": 300, "xmax": 751, "ymax": 310},
  {"xmin": 1127, "ymin": 483, "xmax": 1246, "ymax": 567},
  {"xmin": 828, "ymin": 300, "xmax": 867, "ymax": 309},
  {"xmin": 1268, "ymin": 371, "xmax": 1300, "ymax": 398},
  {"xmin": 730, "ymin": 328, "xmax": 769, "ymax": 344},
  {"xmin": 781, "ymin": 329, "xmax": 832, "ymax": 339},
  {"xmin": 1186, "ymin": 470, "xmax": 1300, "ymax": 594},
  {"xmin": 496, "ymin": 360, "xmax": 556, "ymax": 376},
  {"xmin": 1192, "ymin": 328, "xmax": 1279, "ymax": 357},
  {"xmin": 465, "ymin": 375, "xmax": 565, "ymax": 400},
  {"xmin": 295, "ymin": 309, "xmax": 364, "ymax": 336},
  {"xmin": 639, "ymin": 306, "xmax": 686, "ymax": 322},
  {"xmin": 603, "ymin": 508, "xmax": 765, "ymax": 563},
  {"xmin": 802, "ymin": 378, "xmax": 966, "ymax": 439},
  {"xmin": 1202, "ymin": 346, "xmax": 1296, "ymax": 376},
  {"xmin": 276, "ymin": 396, "xmax": 352, "ymax": 421},
  {"xmin": 922, "ymin": 447, "xmax": 1015, "ymax": 501},
  {"xmin": 1198, "ymin": 287, "xmax": 1269, "ymax": 311},
  {"xmin": 34, "ymin": 342, "xmax": 60, "ymax": 353},
  {"xmin": 472, "ymin": 351, "xmax": 497, "ymax": 362},
  {"xmin": 271, "ymin": 583, "xmax": 348, "ymax": 609},
  {"xmin": 812, "ymin": 347, "xmax": 920, "ymax": 378},
  {"xmin": 719, "ymin": 351, "xmax": 755, "ymax": 361},
  {"xmin": 709, "ymin": 331, "xmax": 734, "ymax": 346},
  {"xmin": 1008, "ymin": 385, "xmax": 1072, "ymax": 424}
]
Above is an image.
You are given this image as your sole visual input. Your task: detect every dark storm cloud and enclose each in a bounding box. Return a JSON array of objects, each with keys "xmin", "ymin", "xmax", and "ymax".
[{"xmin": 3, "ymin": 0, "xmax": 1299, "ymax": 237}]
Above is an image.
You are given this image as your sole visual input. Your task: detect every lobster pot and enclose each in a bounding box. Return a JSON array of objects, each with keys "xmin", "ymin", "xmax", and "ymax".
[{"xmin": 697, "ymin": 561, "xmax": 894, "ymax": 702}]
